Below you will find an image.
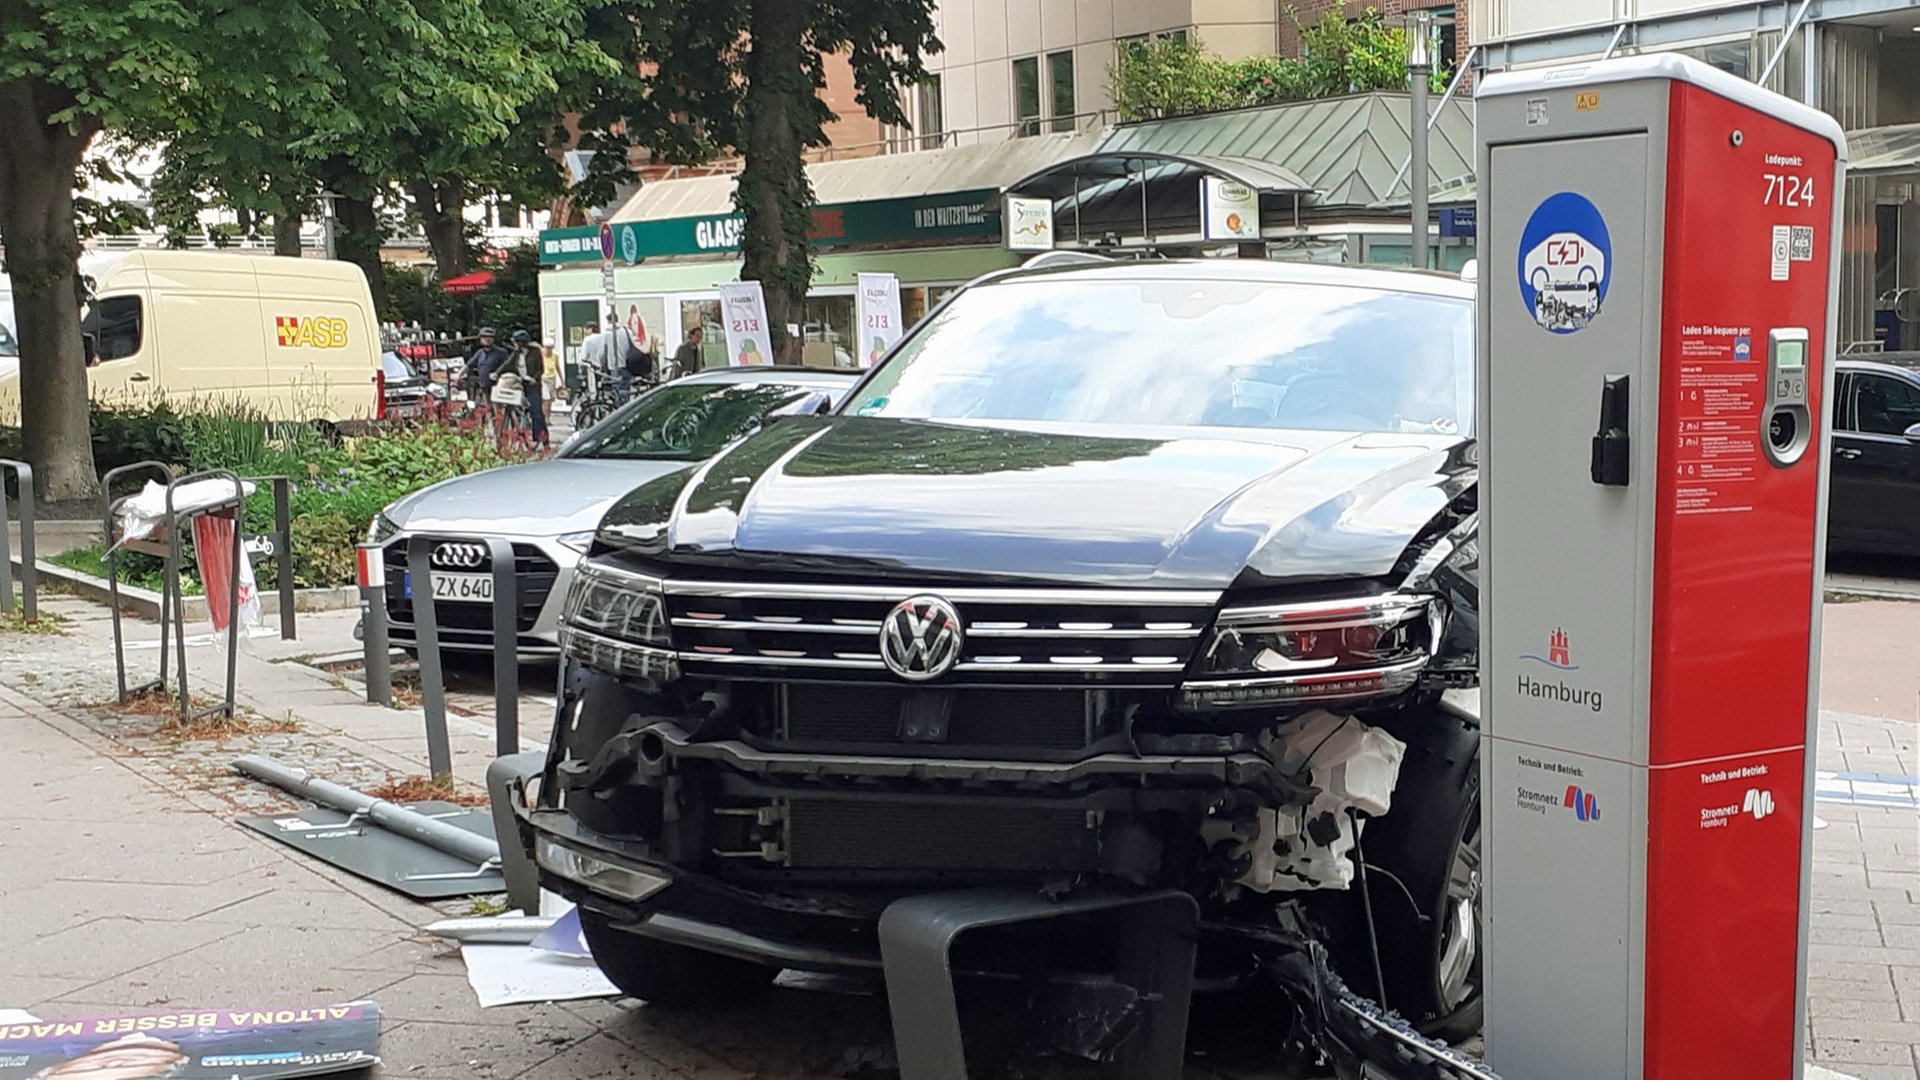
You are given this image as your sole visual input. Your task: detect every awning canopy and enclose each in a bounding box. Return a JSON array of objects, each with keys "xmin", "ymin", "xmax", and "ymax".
[
  {"xmin": 441, "ymin": 270, "xmax": 494, "ymax": 294},
  {"xmin": 1846, "ymin": 122, "xmax": 1920, "ymax": 177},
  {"xmin": 1004, "ymin": 150, "xmax": 1311, "ymax": 200}
]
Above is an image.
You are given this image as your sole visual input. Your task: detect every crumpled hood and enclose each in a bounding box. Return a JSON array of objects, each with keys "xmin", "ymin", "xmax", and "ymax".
[
  {"xmin": 599, "ymin": 416, "xmax": 1474, "ymax": 589},
  {"xmin": 387, "ymin": 457, "xmax": 690, "ymax": 538}
]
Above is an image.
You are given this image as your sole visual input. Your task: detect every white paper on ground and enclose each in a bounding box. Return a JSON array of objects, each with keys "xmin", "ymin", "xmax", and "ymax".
[
  {"xmin": 0, "ymin": 1010, "xmax": 39, "ymax": 1024},
  {"xmin": 460, "ymin": 942, "xmax": 618, "ymax": 1006}
]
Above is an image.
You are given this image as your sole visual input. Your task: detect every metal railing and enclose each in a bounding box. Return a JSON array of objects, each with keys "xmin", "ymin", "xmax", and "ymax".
[{"xmin": 0, "ymin": 460, "xmax": 36, "ymax": 623}]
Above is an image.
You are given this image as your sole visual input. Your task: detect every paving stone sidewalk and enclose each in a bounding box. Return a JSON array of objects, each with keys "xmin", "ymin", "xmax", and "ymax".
[{"xmin": 0, "ymin": 593, "xmax": 1915, "ymax": 1077}]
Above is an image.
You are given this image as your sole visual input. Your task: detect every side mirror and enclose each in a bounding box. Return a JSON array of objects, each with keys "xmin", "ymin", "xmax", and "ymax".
[
  {"xmin": 1904, "ymin": 422, "xmax": 1920, "ymax": 442},
  {"xmin": 783, "ymin": 391, "xmax": 833, "ymax": 417}
]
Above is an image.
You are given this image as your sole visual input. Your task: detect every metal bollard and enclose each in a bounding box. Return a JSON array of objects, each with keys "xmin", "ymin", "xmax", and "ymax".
[
  {"xmin": 269, "ymin": 476, "xmax": 295, "ymax": 639},
  {"xmin": 355, "ymin": 542, "xmax": 392, "ymax": 707},
  {"xmin": 406, "ymin": 535, "xmax": 454, "ymax": 780},
  {"xmin": 0, "ymin": 459, "xmax": 36, "ymax": 622},
  {"xmin": 484, "ymin": 537, "xmax": 519, "ymax": 758}
]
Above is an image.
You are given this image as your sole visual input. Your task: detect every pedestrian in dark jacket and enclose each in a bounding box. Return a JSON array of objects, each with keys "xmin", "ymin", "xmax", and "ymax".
[{"xmin": 466, "ymin": 328, "xmax": 508, "ymax": 400}]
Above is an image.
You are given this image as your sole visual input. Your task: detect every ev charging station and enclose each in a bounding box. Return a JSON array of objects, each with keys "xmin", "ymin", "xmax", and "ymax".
[{"xmin": 1475, "ymin": 55, "xmax": 1845, "ymax": 1079}]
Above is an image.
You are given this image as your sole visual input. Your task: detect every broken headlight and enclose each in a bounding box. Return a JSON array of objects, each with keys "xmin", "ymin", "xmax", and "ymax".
[
  {"xmin": 1180, "ymin": 594, "xmax": 1441, "ymax": 710},
  {"xmin": 559, "ymin": 559, "xmax": 678, "ymax": 681}
]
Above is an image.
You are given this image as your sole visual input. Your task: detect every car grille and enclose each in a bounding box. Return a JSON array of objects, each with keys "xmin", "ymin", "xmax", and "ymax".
[
  {"xmin": 784, "ymin": 800, "xmax": 1099, "ymax": 872},
  {"xmin": 780, "ymin": 684, "xmax": 1091, "ymax": 749},
  {"xmin": 385, "ymin": 541, "xmax": 558, "ymax": 636},
  {"xmin": 664, "ymin": 581, "xmax": 1217, "ymax": 685}
]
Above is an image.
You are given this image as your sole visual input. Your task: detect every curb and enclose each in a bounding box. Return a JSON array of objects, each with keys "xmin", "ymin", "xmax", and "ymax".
[{"xmin": 10, "ymin": 555, "xmax": 360, "ymax": 621}]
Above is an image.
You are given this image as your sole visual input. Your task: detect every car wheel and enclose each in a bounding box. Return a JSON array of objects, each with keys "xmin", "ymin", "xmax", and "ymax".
[
  {"xmin": 1347, "ymin": 708, "xmax": 1482, "ymax": 1044},
  {"xmin": 578, "ymin": 908, "xmax": 779, "ymax": 1006}
]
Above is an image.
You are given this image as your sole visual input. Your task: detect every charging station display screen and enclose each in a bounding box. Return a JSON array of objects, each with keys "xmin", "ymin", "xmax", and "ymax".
[{"xmin": 1776, "ymin": 339, "xmax": 1805, "ymax": 370}]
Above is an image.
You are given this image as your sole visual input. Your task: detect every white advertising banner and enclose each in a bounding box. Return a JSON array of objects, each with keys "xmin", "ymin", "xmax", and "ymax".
[
  {"xmin": 716, "ymin": 281, "xmax": 773, "ymax": 365},
  {"xmin": 855, "ymin": 272, "xmax": 904, "ymax": 366},
  {"xmin": 1005, "ymin": 195, "xmax": 1055, "ymax": 252},
  {"xmin": 1201, "ymin": 176, "xmax": 1261, "ymax": 241}
]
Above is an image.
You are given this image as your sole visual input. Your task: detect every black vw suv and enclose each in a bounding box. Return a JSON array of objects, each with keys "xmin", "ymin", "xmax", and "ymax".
[{"xmin": 516, "ymin": 258, "xmax": 1485, "ymax": 1043}]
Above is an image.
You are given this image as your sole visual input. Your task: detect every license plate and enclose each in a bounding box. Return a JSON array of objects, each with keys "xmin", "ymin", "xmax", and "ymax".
[{"xmin": 404, "ymin": 571, "xmax": 493, "ymax": 602}]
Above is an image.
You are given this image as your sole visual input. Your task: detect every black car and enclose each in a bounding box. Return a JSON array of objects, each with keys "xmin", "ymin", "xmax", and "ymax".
[
  {"xmin": 378, "ymin": 350, "xmax": 444, "ymax": 420},
  {"xmin": 521, "ymin": 260, "xmax": 1484, "ymax": 1045},
  {"xmin": 1831, "ymin": 356, "xmax": 1920, "ymax": 555}
]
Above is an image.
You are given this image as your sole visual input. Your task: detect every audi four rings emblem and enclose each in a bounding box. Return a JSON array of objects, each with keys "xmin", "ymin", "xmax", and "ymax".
[
  {"xmin": 878, "ymin": 595, "xmax": 963, "ymax": 680},
  {"xmin": 431, "ymin": 542, "xmax": 488, "ymax": 569}
]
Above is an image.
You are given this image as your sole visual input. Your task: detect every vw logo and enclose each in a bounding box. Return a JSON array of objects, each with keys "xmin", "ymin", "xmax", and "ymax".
[
  {"xmin": 878, "ymin": 596, "xmax": 964, "ymax": 681},
  {"xmin": 431, "ymin": 542, "xmax": 488, "ymax": 569}
]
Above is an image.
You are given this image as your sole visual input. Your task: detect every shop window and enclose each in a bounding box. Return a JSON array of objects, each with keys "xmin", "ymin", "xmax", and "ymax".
[
  {"xmin": 1014, "ymin": 57, "xmax": 1041, "ymax": 137},
  {"xmin": 1048, "ymin": 51, "xmax": 1076, "ymax": 132},
  {"xmin": 679, "ymin": 299, "xmax": 724, "ymax": 370},
  {"xmin": 917, "ymin": 75, "xmax": 944, "ymax": 150},
  {"xmin": 801, "ymin": 294, "xmax": 856, "ymax": 368},
  {"xmin": 86, "ymin": 296, "xmax": 144, "ymax": 362}
]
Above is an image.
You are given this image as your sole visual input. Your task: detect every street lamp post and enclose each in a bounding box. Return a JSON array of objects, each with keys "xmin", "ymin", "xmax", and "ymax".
[{"xmin": 1407, "ymin": 10, "xmax": 1433, "ymax": 270}]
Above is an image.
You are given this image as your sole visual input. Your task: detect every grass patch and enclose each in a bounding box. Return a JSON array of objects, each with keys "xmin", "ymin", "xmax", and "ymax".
[
  {"xmin": 367, "ymin": 773, "xmax": 489, "ymax": 807},
  {"xmin": 49, "ymin": 544, "xmax": 203, "ymax": 595},
  {"xmin": 0, "ymin": 609, "xmax": 66, "ymax": 634}
]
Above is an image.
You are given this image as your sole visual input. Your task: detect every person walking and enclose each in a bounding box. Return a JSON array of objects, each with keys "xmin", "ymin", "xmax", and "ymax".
[
  {"xmin": 671, "ymin": 325, "xmax": 705, "ymax": 380},
  {"xmin": 499, "ymin": 330, "xmax": 550, "ymax": 446},
  {"xmin": 465, "ymin": 327, "xmax": 508, "ymax": 402}
]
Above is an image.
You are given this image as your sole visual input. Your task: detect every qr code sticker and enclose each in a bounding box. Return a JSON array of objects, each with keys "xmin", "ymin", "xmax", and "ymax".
[{"xmin": 1789, "ymin": 225, "xmax": 1813, "ymax": 262}]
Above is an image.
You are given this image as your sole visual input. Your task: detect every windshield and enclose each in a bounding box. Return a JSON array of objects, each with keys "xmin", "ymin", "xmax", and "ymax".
[
  {"xmin": 565, "ymin": 381, "xmax": 827, "ymax": 460},
  {"xmin": 381, "ymin": 352, "xmax": 414, "ymax": 379},
  {"xmin": 844, "ymin": 277, "xmax": 1474, "ymax": 435},
  {"xmin": 0, "ymin": 320, "xmax": 16, "ymax": 358}
]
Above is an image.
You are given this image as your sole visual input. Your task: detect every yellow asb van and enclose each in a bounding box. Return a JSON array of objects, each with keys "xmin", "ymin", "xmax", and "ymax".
[{"xmin": 0, "ymin": 251, "xmax": 382, "ymax": 428}]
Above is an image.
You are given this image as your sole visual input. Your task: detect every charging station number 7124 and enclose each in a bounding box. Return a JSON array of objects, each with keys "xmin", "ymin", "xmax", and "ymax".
[{"xmin": 1764, "ymin": 173, "xmax": 1815, "ymax": 207}]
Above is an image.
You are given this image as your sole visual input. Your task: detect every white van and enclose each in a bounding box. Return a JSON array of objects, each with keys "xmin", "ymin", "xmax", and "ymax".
[{"xmin": 0, "ymin": 250, "xmax": 382, "ymax": 429}]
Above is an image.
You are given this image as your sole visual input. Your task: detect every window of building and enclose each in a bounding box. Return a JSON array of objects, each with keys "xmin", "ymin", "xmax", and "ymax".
[
  {"xmin": 1876, "ymin": 202, "xmax": 1900, "ymax": 298},
  {"xmin": 85, "ymin": 296, "xmax": 144, "ymax": 362},
  {"xmin": 1014, "ymin": 57, "xmax": 1041, "ymax": 137},
  {"xmin": 1428, "ymin": 6, "xmax": 1457, "ymax": 72},
  {"xmin": 1047, "ymin": 50, "xmax": 1076, "ymax": 132},
  {"xmin": 917, "ymin": 74, "xmax": 944, "ymax": 150},
  {"xmin": 1117, "ymin": 34, "xmax": 1149, "ymax": 60}
]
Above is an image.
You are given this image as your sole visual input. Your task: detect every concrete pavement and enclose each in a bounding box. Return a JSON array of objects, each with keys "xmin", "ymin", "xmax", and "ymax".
[{"xmin": 0, "ymin": 590, "xmax": 1915, "ymax": 1077}]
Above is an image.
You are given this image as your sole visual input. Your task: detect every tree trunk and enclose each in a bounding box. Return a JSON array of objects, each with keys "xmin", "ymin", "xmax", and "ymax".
[
  {"xmin": 738, "ymin": 0, "xmax": 814, "ymax": 363},
  {"xmin": 0, "ymin": 78, "xmax": 102, "ymax": 503},
  {"xmin": 273, "ymin": 211, "xmax": 303, "ymax": 256},
  {"xmin": 406, "ymin": 176, "xmax": 469, "ymax": 279}
]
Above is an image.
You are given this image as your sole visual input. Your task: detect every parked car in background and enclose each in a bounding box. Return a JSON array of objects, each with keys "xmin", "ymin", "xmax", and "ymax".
[
  {"xmin": 1831, "ymin": 355, "xmax": 1920, "ymax": 555},
  {"xmin": 377, "ymin": 351, "xmax": 445, "ymax": 420},
  {"xmin": 0, "ymin": 250, "xmax": 381, "ymax": 431},
  {"xmin": 367, "ymin": 366, "xmax": 856, "ymax": 657}
]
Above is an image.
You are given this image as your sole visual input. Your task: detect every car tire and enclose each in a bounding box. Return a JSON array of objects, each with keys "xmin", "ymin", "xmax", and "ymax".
[
  {"xmin": 1348, "ymin": 707, "xmax": 1482, "ymax": 1044},
  {"xmin": 578, "ymin": 908, "xmax": 779, "ymax": 1007}
]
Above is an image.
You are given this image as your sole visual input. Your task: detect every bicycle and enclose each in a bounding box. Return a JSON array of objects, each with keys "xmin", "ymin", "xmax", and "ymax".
[{"xmin": 572, "ymin": 368, "xmax": 660, "ymax": 430}]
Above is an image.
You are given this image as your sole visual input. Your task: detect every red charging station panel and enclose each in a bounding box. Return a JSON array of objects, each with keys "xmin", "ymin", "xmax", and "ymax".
[{"xmin": 1478, "ymin": 56, "xmax": 1843, "ymax": 1080}]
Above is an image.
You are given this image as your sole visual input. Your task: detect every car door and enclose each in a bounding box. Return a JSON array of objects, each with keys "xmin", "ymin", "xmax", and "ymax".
[
  {"xmin": 1827, "ymin": 371, "xmax": 1865, "ymax": 549},
  {"xmin": 1833, "ymin": 370, "xmax": 1920, "ymax": 553}
]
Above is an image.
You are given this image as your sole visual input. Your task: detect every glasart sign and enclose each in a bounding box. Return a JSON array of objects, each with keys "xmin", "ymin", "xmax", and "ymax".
[
  {"xmin": 1005, "ymin": 196, "xmax": 1054, "ymax": 252},
  {"xmin": 568, "ymin": 189, "xmax": 1006, "ymax": 265},
  {"xmin": 1202, "ymin": 176, "xmax": 1261, "ymax": 241}
]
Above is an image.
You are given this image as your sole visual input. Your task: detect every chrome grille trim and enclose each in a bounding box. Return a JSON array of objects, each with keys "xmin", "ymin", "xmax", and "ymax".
[{"xmin": 662, "ymin": 581, "xmax": 1221, "ymax": 606}]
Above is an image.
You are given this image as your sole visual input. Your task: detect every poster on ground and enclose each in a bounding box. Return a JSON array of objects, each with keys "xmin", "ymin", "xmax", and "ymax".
[
  {"xmin": 854, "ymin": 273, "xmax": 903, "ymax": 367},
  {"xmin": 716, "ymin": 282, "xmax": 773, "ymax": 366},
  {"xmin": 0, "ymin": 1003, "xmax": 380, "ymax": 1078}
]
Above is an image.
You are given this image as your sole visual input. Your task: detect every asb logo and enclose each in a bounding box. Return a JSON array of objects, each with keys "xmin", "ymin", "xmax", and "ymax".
[
  {"xmin": 1564, "ymin": 785, "xmax": 1601, "ymax": 823},
  {"xmin": 275, "ymin": 316, "xmax": 349, "ymax": 349},
  {"xmin": 1743, "ymin": 788, "xmax": 1776, "ymax": 820},
  {"xmin": 1517, "ymin": 191, "xmax": 1612, "ymax": 335},
  {"xmin": 1519, "ymin": 627, "xmax": 1578, "ymax": 671}
]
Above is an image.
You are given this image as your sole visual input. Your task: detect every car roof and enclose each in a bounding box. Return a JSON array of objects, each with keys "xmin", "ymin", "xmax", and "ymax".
[
  {"xmin": 1836, "ymin": 355, "xmax": 1920, "ymax": 379},
  {"xmin": 972, "ymin": 256, "xmax": 1475, "ymax": 301},
  {"xmin": 675, "ymin": 365, "xmax": 859, "ymax": 387}
]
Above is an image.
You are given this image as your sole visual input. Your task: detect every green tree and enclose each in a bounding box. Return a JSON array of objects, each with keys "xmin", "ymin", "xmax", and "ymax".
[{"xmin": 596, "ymin": 0, "xmax": 941, "ymax": 358}]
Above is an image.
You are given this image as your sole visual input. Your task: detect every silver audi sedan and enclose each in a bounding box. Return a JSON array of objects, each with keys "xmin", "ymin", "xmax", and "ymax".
[{"xmin": 367, "ymin": 366, "xmax": 857, "ymax": 657}]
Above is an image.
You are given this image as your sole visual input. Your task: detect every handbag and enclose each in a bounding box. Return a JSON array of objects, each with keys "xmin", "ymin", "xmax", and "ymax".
[{"xmin": 489, "ymin": 373, "xmax": 526, "ymax": 407}]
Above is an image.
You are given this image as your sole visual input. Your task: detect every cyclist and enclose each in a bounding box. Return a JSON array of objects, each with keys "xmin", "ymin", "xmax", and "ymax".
[
  {"xmin": 465, "ymin": 327, "xmax": 508, "ymax": 402},
  {"xmin": 493, "ymin": 330, "xmax": 549, "ymax": 447}
]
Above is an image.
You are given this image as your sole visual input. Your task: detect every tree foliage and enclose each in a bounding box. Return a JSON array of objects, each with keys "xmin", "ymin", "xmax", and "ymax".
[
  {"xmin": 589, "ymin": 0, "xmax": 941, "ymax": 353},
  {"xmin": 1108, "ymin": 8, "xmax": 1447, "ymax": 122}
]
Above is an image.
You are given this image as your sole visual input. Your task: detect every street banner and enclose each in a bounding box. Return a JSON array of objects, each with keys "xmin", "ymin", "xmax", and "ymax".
[
  {"xmin": 717, "ymin": 282, "xmax": 773, "ymax": 366},
  {"xmin": 855, "ymin": 273, "xmax": 903, "ymax": 366},
  {"xmin": 1201, "ymin": 176, "xmax": 1261, "ymax": 241},
  {"xmin": 1005, "ymin": 195, "xmax": 1054, "ymax": 252},
  {"xmin": 0, "ymin": 1002, "xmax": 380, "ymax": 1078}
]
